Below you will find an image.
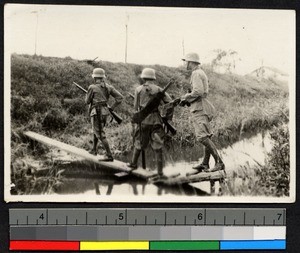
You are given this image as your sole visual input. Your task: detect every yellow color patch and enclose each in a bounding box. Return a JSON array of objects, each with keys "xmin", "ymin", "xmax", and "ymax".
[{"xmin": 80, "ymin": 241, "xmax": 149, "ymax": 250}]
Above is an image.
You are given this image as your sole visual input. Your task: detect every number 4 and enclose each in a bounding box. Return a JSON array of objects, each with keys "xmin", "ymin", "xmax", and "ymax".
[{"xmin": 39, "ymin": 213, "xmax": 44, "ymax": 220}]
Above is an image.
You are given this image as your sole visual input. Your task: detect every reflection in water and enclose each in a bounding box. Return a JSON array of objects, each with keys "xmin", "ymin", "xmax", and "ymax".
[{"xmin": 52, "ymin": 131, "xmax": 271, "ymax": 196}]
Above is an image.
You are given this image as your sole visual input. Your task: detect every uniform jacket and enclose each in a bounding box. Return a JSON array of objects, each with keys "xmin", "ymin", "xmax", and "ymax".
[
  {"xmin": 85, "ymin": 80, "xmax": 123, "ymax": 116},
  {"xmin": 183, "ymin": 66, "xmax": 215, "ymax": 120},
  {"xmin": 134, "ymin": 81, "xmax": 172, "ymax": 125}
]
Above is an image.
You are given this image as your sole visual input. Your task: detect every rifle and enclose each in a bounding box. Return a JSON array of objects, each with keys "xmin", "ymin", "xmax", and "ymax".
[
  {"xmin": 129, "ymin": 92, "xmax": 178, "ymax": 136},
  {"xmin": 132, "ymin": 79, "xmax": 176, "ymax": 124},
  {"xmin": 73, "ymin": 82, "xmax": 123, "ymax": 124}
]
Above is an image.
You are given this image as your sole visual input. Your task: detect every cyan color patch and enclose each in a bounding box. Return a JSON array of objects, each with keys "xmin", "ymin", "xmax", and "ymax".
[{"xmin": 220, "ymin": 240, "xmax": 286, "ymax": 250}]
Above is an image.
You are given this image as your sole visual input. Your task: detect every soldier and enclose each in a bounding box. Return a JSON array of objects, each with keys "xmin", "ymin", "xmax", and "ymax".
[
  {"xmin": 181, "ymin": 53, "xmax": 225, "ymax": 172},
  {"xmin": 127, "ymin": 68, "xmax": 172, "ymax": 178},
  {"xmin": 85, "ymin": 68, "xmax": 123, "ymax": 161}
]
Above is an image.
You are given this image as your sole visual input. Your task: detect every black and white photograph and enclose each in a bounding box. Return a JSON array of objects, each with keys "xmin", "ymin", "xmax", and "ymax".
[{"xmin": 4, "ymin": 4, "xmax": 295, "ymax": 202}]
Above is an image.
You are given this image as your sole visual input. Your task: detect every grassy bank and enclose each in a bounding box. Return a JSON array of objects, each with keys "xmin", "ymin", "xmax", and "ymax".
[{"xmin": 10, "ymin": 53, "xmax": 289, "ymax": 195}]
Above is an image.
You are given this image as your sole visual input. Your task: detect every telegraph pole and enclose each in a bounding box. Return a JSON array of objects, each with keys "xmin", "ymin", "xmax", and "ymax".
[
  {"xmin": 125, "ymin": 14, "xmax": 129, "ymax": 63},
  {"xmin": 182, "ymin": 38, "xmax": 185, "ymax": 56},
  {"xmin": 31, "ymin": 11, "xmax": 39, "ymax": 55}
]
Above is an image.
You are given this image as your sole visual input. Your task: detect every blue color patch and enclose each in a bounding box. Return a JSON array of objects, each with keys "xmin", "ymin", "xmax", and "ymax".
[{"xmin": 220, "ymin": 240, "xmax": 286, "ymax": 250}]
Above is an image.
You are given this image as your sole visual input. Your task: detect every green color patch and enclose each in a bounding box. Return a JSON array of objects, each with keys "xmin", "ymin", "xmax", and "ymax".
[{"xmin": 150, "ymin": 241, "xmax": 219, "ymax": 250}]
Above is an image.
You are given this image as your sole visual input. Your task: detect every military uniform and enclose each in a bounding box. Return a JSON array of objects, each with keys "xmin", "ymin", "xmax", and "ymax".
[
  {"xmin": 182, "ymin": 65, "xmax": 215, "ymax": 142},
  {"xmin": 85, "ymin": 78, "xmax": 123, "ymax": 160},
  {"xmin": 182, "ymin": 53, "xmax": 224, "ymax": 172},
  {"xmin": 133, "ymin": 80, "xmax": 172, "ymax": 150},
  {"xmin": 127, "ymin": 68, "xmax": 172, "ymax": 178}
]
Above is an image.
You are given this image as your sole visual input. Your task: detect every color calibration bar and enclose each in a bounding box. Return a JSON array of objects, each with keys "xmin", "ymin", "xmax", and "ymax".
[
  {"xmin": 10, "ymin": 240, "xmax": 286, "ymax": 251},
  {"xmin": 9, "ymin": 208, "xmax": 286, "ymax": 251}
]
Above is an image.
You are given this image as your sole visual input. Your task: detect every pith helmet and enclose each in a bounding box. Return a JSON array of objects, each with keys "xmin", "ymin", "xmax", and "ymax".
[
  {"xmin": 182, "ymin": 52, "xmax": 200, "ymax": 64},
  {"xmin": 141, "ymin": 68, "xmax": 156, "ymax": 80},
  {"xmin": 92, "ymin": 68, "xmax": 106, "ymax": 78}
]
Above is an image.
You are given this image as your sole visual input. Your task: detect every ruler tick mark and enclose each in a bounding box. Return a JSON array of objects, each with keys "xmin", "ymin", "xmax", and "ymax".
[
  {"xmin": 174, "ymin": 219, "xmax": 177, "ymax": 225},
  {"xmin": 27, "ymin": 216, "xmax": 28, "ymax": 225},
  {"xmin": 56, "ymin": 219, "xmax": 58, "ymax": 225},
  {"xmin": 36, "ymin": 219, "xmax": 38, "ymax": 225},
  {"xmin": 105, "ymin": 216, "xmax": 107, "ymax": 225},
  {"xmin": 135, "ymin": 219, "xmax": 137, "ymax": 225},
  {"xmin": 86, "ymin": 212, "xmax": 88, "ymax": 224},
  {"xmin": 253, "ymin": 219, "xmax": 255, "ymax": 225},
  {"xmin": 76, "ymin": 219, "xmax": 77, "ymax": 225},
  {"xmin": 17, "ymin": 219, "xmax": 18, "ymax": 225},
  {"xmin": 273, "ymin": 219, "xmax": 275, "ymax": 225},
  {"xmin": 184, "ymin": 216, "xmax": 186, "ymax": 225},
  {"xmin": 194, "ymin": 219, "xmax": 197, "ymax": 225},
  {"xmin": 66, "ymin": 216, "xmax": 68, "ymax": 225},
  {"xmin": 115, "ymin": 219, "xmax": 117, "ymax": 225},
  {"xmin": 234, "ymin": 219, "xmax": 236, "ymax": 225},
  {"xmin": 164, "ymin": 212, "xmax": 167, "ymax": 226},
  {"xmin": 96, "ymin": 219, "xmax": 98, "ymax": 225},
  {"xmin": 263, "ymin": 216, "xmax": 266, "ymax": 225},
  {"xmin": 214, "ymin": 219, "xmax": 216, "ymax": 225},
  {"xmin": 145, "ymin": 216, "xmax": 147, "ymax": 225},
  {"xmin": 243, "ymin": 212, "xmax": 246, "ymax": 225},
  {"xmin": 224, "ymin": 216, "xmax": 226, "ymax": 225},
  {"xmin": 155, "ymin": 219, "xmax": 157, "ymax": 225}
]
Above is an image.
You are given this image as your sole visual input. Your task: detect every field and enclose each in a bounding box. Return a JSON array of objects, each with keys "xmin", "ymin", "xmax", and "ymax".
[{"xmin": 10, "ymin": 54, "xmax": 290, "ymax": 196}]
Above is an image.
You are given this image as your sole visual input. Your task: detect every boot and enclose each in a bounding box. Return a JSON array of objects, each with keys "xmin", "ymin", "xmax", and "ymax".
[
  {"xmin": 193, "ymin": 146, "xmax": 210, "ymax": 172},
  {"xmin": 156, "ymin": 149, "xmax": 167, "ymax": 179},
  {"xmin": 89, "ymin": 135, "xmax": 98, "ymax": 155},
  {"xmin": 99, "ymin": 138, "xmax": 114, "ymax": 162},
  {"xmin": 201, "ymin": 138, "xmax": 225, "ymax": 172},
  {"xmin": 127, "ymin": 148, "xmax": 141, "ymax": 170}
]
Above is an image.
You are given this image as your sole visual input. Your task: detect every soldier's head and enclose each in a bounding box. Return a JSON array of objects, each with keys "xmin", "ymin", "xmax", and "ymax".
[
  {"xmin": 140, "ymin": 68, "xmax": 156, "ymax": 82},
  {"xmin": 182, "ymin": 52, "xmax": 200, "ymax": 70},
  {"xmin": 92, "ymin": 68, "xmax": 106, "ymax": 82}
]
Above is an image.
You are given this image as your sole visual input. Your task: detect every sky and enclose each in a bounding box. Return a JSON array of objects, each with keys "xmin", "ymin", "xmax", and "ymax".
[{"xmin": 4, "ymin": 4, "xmax": 295, "ymax": 75}]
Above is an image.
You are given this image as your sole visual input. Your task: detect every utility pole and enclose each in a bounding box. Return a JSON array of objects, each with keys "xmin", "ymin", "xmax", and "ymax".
[
  {"xmin": 125, "ymin": 14, "xmax": 129, "ymax": 63},
  {"xmin": 182, "ymin": 38, "xmax": 185, "ymax": 56},
  {"xmin": 31, "ymin": 11, "xmax": 39, "ymax": 55}
]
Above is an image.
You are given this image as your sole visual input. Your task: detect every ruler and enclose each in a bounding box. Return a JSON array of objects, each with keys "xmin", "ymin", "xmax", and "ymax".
[{"xmin": 9, "ymin": 208, "xmax": 286, "ymax": 251}]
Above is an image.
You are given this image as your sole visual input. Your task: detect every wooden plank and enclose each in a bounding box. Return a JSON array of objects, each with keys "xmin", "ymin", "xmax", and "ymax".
[
  {"xmin": 150, "ymin": 170, "xmax": 226, "ymax": 185},
  {"xmin": 24, "ymin": 131, "xmax": 156, "ymax": 179}
]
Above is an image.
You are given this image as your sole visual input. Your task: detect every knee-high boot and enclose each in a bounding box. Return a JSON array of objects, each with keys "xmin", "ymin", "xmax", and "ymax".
[
  {"xmin": 193, "ymin": 145, "xmax": 211, "ymax": 171},
  {"xmin": 127, "ymin": 148, "xmax": 141, "ymax": 169},
  {"xmin": 201, "ymin": 138, "xmax": 225, "ymax": 172},
  {"xmin": 99, "ymin": 137, "xmax": 114, "ymax": 162},
  {"xmin": 89, "ymin": 134, "xmax": 98, "ymax": 155},
  {"xmin": 156, "ymin": 149, "xmax": 164, "ymax": 176}
]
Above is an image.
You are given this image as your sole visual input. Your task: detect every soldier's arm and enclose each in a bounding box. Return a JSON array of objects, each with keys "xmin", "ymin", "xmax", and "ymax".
[
  {"xmin": 133, "ymin": 88, "xmax": 139, "ymax": 112},
  {"xmin": 85, "ymin": 85, "xmax": 93, "ymax": 105},
  {"xmin": 182, "ymin": 72, "xmax": 205, "ymax": 101},
  {"xmin": 109, "ymin": 86, "xmax": 124, "ymax": 110}
]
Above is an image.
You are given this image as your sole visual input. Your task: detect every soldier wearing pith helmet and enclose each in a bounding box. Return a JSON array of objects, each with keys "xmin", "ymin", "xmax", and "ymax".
[
  {"xmin": 85, "ymin": 68, "xmax": 123, "ymax": 161},
  {"xmin": 127, "ymin": 68, "xmax": 172, "ymax": 178},
  {"xmin": 181, "ymin": 52, "xmax": 225, "ymax": 172}
]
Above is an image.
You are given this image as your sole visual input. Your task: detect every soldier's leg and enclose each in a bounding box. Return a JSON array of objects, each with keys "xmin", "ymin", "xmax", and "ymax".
[
  {"xmin": 98, "ymin": 116, "xmax": 113, "ymax": 162},
  {"xmin": 151, "ymin": 125, "xmax": 166, "ymax": 178},
  {"xmin": 201, "ymin": 137, "xmax": 224, "ymax": 172},
  {"xmin": 89, "ymin": 116, "xmax": 99, "ymax": 155},
  {"xmin": 156, "ymin": 148, "xmax": 164, "ymax": 177},
  {"xmin": 192, "ymin": 112, "xmax": 224, "ymax": 172}
]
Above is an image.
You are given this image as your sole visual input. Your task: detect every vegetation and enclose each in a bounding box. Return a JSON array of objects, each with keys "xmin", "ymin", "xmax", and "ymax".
[
  {"xmin": 10, "ymin": 53, "xmax": 290, "ymax": 196},
  {"xmin": 223, "ymin": 124, "xmax": 290, "ymax": 197}
]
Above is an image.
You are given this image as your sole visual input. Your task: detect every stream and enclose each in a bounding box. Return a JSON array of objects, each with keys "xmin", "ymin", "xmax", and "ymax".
[{"xmin": 50, "ymin": 131, "xmax": 273, "ymax": 196}]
